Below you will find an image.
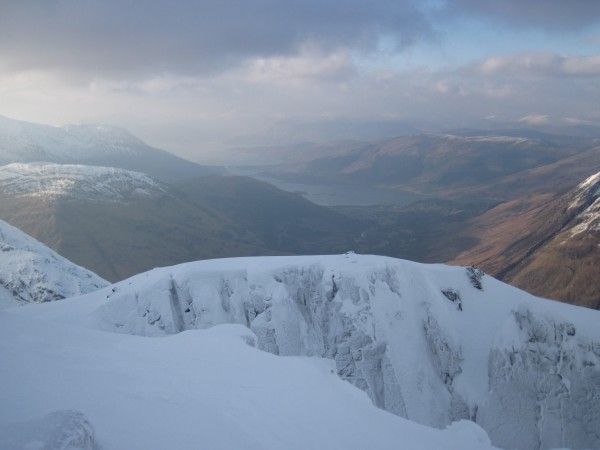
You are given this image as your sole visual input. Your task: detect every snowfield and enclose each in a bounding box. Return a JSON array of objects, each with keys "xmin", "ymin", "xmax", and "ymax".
[{"xmin": 1, "ymin": 253, "xmax": 599, "ymax": 449}]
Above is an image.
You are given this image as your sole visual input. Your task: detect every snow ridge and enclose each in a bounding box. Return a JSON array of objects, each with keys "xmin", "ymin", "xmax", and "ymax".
[{"xmin": 44, "ymin": 253, "xmax": 600, "ymax": 450}]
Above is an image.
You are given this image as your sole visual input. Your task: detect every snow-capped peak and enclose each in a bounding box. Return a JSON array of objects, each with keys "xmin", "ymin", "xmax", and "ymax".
[
  {"xmin": 0, "ymin": 162, "xmax": 166, "ymax": 202},
  {"xmin": 578, "ymin": 171, "xmax": 600, "ymax": 194}
]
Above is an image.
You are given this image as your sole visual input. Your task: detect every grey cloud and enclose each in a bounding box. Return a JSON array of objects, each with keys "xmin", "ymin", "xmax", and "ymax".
[
  {"xmin": 470, "ymin": 53, "xmax": 600, "ymax": 77},
  {"xmin": 518, "ymin": 114, "xmax": 550, "ymax": 125},
  {"xmin": 444, "ymin": 0, "xmax": 600, "ymax": 31},
  {"xmin": 0, "ymin": 0, "xmax": 433, "ymax": 78}
]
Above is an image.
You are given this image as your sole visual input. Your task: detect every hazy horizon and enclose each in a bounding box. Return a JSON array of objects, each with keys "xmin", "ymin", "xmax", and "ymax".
[{"xmin": 1, "ymin": 1, "xmax": 600, "ymax": 163}]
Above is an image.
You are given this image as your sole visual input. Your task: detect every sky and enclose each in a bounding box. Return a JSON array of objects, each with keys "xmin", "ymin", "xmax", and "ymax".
[{"xmin": 1, "ymin": 0, "xmax": 600, "ymax": 162}]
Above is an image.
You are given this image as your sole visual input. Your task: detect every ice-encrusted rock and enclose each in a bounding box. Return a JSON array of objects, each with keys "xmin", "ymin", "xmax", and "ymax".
[
  {"xmin": 0, "ymin": 220, "xmax": 108, "ymax": 309},
  {"xmin": 481, "ymin": 306, "xmax": 600, "ymax": 450},
  {"xmin": 0, "ymin": 410, "xmax": 97, "ymax": 450},
  {"xmin": 81, "ymin": 254, "xmax": 600, "ymax": 450}
]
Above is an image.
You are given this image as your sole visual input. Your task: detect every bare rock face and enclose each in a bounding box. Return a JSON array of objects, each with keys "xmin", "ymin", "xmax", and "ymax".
[{"xmin": 87, "ymin": 254, "xmax": 600, "ymax": 450}]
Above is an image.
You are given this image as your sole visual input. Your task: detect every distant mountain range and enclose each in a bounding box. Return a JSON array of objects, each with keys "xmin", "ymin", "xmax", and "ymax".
[
  {"xmin": 0, "ymin": 115, "xmax": 221, "ymax": 182},
  {"xmin": 0, "ymin": 218, "xmax": 107, "ymax": 308},
  {"xmin": 1, "ymin": 115, "xmax": 599, "ymax": 308},
  {"xmin": 257, "ymin": 133, "xmax": 600, "ymax": 201}
]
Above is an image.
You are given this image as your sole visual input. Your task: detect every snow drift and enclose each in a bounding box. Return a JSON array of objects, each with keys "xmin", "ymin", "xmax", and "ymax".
[{"xmin": 12, "ymin": 253, "xmax": 600, "ymax": 450}]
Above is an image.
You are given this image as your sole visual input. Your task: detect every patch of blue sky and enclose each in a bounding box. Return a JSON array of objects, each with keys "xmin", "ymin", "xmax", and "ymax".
[{"xmin": 352, "ymin": 19, "xmax": 600, "ymax": 76}]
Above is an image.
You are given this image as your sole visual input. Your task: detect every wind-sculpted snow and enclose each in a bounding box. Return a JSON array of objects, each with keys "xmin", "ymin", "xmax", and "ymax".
[
  {"xmin": 65, "ymin": 253, "xmax": 600, "ymax": 450},
  {"xmin": 0, "ymin": 219, "xmax": 108, "ymax": 308},
  {"xmin": 482, "ymin": 307, "xmax": 600, "ymax": 450},
  {"xmin": 1, "ymin": 291, "xmax": 501, "ymax": 450}
]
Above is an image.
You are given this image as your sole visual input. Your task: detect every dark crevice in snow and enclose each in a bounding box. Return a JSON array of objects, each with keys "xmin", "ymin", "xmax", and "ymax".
[{"xmin": 168, "ymin": 277, "xmax": 185, "ymax": 333}]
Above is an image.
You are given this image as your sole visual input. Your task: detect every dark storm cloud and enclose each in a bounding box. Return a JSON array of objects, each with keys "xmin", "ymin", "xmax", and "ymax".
[
  {"xmin": 445, "ymin": 0, "xmax": 600, "ymax": 30},
  {"xmin": 0, "ymin": 0, "xmax": 432, "ymax": 77}
]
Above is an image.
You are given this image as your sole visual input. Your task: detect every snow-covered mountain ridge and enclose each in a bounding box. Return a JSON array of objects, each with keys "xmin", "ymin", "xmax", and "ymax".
[
  {"xmin": 0, "ymin": 115, "xmax": 220, "ymax": 182},
  {"xmin": 0, "ymin": 115, "xmax": 143, "ymax": 162},
  {"xmin": 0, "ymin": 162, "xmax": 166, "ymax": 202},
  {"xmin": 451, "ymin": 170, "xmax": 600, "ymax": 309},
  {"xmin": 568, "ymin": 171, "xmax": 600, "ymax": 237},
  {"xmin": 0, "ymin": 219, "xmax": 108, "ymax": 309},
  {"xmin": 21, "ymin": 254, "xmax": 600, "ymax": 450}
]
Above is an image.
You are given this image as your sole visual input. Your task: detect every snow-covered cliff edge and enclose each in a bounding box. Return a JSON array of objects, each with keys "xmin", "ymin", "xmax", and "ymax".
[{"xmin": 34, "ymin": 253, "xmax": 600, "ymax": 450}]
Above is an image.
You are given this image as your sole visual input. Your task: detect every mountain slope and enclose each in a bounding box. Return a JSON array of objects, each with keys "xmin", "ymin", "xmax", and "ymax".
[
  {"xmin": 21, "ymin": 254, "xmax": 600, "ymax": 450},
  {"xmin": 174, "ymin": 175, "xmax": 366, "ymax": 255},
  {"xmin": 174, "ymin": 176, "xmax": 491, "ymax": 263},
  {"xmin": 259, "ymin": 133, "xmax": 588, "ymax": 199},
  {"xmin": 0, "ymin": 163, "xmax": 270, "ymax": 281},
  {"xmin": 467, "ymin": 144, "xmax": 600, "ymax": 201},
  {"xmin": 0, "ymin": 115, "xmax": 220, "ymax": 182},
  {"xmin": 0, "ymin": 219, "xmax": 107, "ymax": 309},
  {"xmin": 451, "ymin": 172, "xmax": 600, "ymax": 308}
]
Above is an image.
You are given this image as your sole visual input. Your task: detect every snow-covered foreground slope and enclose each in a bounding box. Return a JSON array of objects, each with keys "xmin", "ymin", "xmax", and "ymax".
[
  {"xmin": 2, "ymin": 254, "xmax": 599, "ymax": 449},
  {"xmin": 0, "ymin": 219, "xmax": 108, "ymax": 309},
  {"xmin": 0, "ymin": 301, "xmax": 497, "ymax": 450}
]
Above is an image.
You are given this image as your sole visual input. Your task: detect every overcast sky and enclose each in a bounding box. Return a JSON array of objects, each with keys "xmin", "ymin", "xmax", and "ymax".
[{"xmin": 1, "ymin": 0, "xmax": 600, "ymax": 162}]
